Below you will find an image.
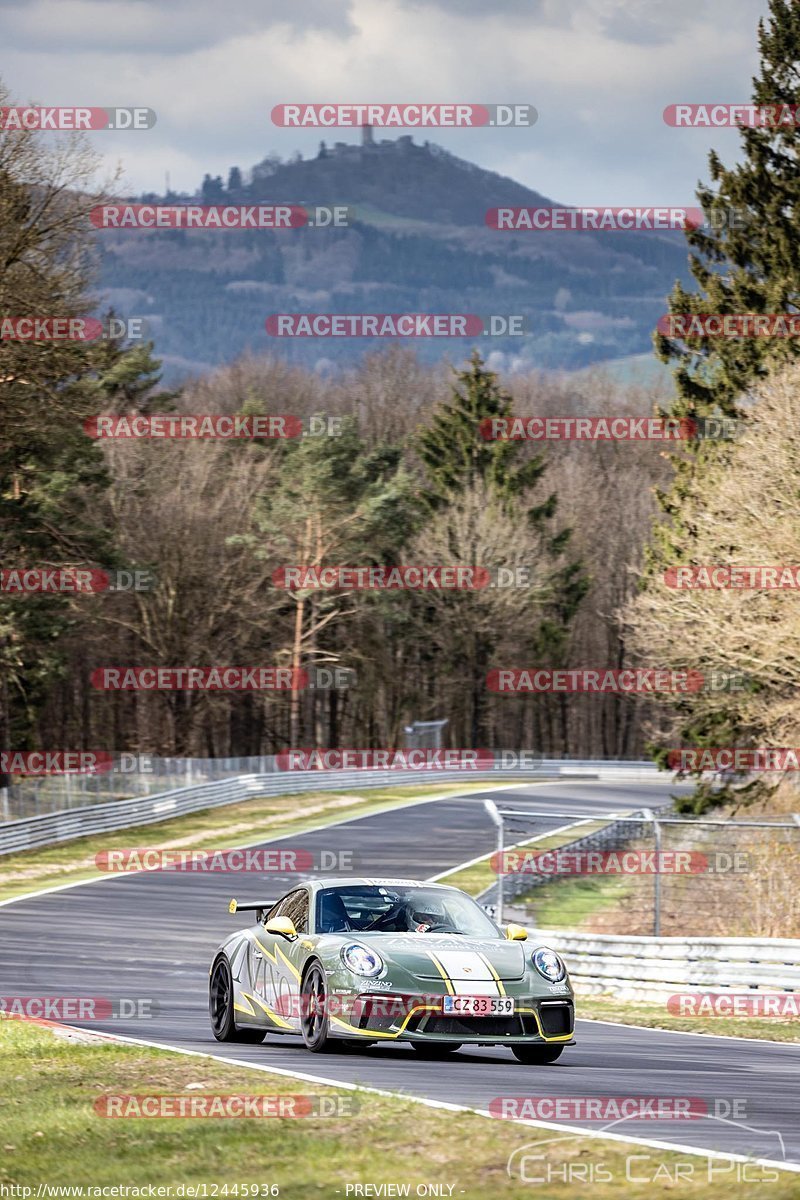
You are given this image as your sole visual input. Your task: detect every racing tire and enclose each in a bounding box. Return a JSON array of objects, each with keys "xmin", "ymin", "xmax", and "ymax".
[
  {"xmin": 411, "ymin": 1042, "xmax": 463, "ymax": 1057},
  {"xmin": 301, "ymin": 962, "xmax": 333, "ymax": 1052},
  {"xmin": 512, "ymin": 1044, "xmax": 564, "ymax": 1064},
  {"xmin": 209, "ymin": 956, "xmax": 266, "ymax": 1043}
]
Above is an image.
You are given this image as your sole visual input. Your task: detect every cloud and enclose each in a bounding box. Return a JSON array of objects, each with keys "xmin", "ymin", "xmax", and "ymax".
[
  {"xmin": 0, "ymin": 0, "xmax": 771, "ymax": 205},
  {"xmin": 0, "ymin": 0, "xmax": 352, "ymax": 54}
]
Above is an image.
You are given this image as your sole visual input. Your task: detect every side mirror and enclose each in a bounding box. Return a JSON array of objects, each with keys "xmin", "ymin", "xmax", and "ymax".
[
  {"xmin": 505, "ymin": 923, "xmax": 528, "ymax": 941},
  {"xmin": 264, "ymin": 916, "xmax": 297, "ymax": 940}
]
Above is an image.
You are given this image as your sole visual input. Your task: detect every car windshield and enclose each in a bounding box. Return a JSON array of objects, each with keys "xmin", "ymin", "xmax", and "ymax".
[{"xmin": 315, "ymin": 884, "xmax": 501, "ymax": 937}]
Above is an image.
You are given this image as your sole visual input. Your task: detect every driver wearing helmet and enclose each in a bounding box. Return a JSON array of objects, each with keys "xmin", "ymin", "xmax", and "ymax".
[{"xmin": 407, "ymin": 896, "xmax": 447, "ymax": 932}]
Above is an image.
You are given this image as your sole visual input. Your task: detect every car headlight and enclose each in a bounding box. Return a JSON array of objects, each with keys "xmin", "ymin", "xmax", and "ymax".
[
  {"xmin": 532, "ymin": 946, "xmax": 566, "ymax": 982},
  {"xmin": 341, "ymin": 943, "xmax": 384, "ymax": 977}
]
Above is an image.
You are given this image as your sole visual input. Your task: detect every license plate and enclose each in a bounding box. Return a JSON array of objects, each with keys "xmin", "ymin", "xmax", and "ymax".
[{"xmin": 442, "ymin": 995, "xmax": 515, "ymax": 1016}]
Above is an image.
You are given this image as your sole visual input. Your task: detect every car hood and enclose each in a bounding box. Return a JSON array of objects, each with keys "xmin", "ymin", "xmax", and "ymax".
[{"xmin": 348, "ymin": 933, "xmax": 529, "ymax": 983}]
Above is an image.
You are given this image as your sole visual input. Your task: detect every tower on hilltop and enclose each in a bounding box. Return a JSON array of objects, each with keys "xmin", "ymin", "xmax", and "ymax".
[{"xmin": 362, "ymin": 123, "xmax": 374, "ymax": 147}]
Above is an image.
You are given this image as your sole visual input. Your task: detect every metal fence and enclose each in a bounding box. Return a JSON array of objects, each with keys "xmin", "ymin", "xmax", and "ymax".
[
  {"xmin": 0, "ymin": 753, "xmax": 663, "ymax": 823},
  {"xmin": 0, "ymin": 759, "xmax": 663, "ymax": 856},
  {"xmin": 481, "ymin": 800, "xmax": 800, "ymax": 939},
  {"xmin": 0, "ymin": 756, "xmax": 286, "ymax": 822}
]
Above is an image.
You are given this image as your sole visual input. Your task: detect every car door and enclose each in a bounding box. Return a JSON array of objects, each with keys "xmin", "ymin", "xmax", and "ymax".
[{"xmin": 250, "ymin": 888, "xmax": 310, "ymax": 1029}]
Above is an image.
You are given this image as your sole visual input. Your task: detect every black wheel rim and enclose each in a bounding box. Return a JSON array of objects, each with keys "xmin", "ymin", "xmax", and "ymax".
[
  {"xmin": 210, "ymin": 960, "xmax": 230, "ymax": 1034},
  {"xmin": 302, "ymin": 966, "xmax": 326, "ymax": 1044}
]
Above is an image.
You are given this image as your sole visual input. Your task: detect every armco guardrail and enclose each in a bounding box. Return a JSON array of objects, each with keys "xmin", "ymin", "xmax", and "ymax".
[
  {"xmin": 0, "ymin": 759, "xmax": 662, "ymax": 856},
  {"xmin": 538, "ymin": 929, "xmax": 800, "ymax": 1001}
]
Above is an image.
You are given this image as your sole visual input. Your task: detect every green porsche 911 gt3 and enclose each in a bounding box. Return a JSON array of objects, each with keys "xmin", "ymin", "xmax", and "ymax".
[{"xmin": 209, "ymin": 877, "xmax": 574, "ymax": 1062}]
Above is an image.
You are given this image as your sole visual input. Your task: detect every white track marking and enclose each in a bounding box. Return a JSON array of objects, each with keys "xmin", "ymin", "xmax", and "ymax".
[
  {"xmin": 577, "ymin": 1015, "xmax": 800, "ymax": 1048},
  {"xmin": 40, "ymin": 1023, "xmax": 800, "ymax": 1174}
]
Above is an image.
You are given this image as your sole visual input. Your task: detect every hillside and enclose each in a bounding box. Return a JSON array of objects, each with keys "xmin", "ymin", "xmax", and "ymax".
[{"xmin": 98, "ymin": 132, "xmax": 693, "ymax": 381}]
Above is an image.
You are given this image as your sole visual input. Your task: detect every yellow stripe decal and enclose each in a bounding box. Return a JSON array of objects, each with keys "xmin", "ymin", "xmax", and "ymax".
[
  {"xmin": 477, "ymin": 952, "xmax": 506, "ymax": 996},
  {"xmin": 426, "ymin": 951, "xmax": 455, "ymax": 995},
  {"xmin": 250, "ymin": 934, "xmax": 302, "ymax": 983},
  {"xmin": 330, "ymin": 1005, "xmax": 439, "ymax": 1040},
  {"xmin": 242, "ymin": 991, "xmax": 294, "ymax": 1029},
  {"xmin": 276, "ymin": 943, "xmax": 302, "ymax": 982},
  {"xmin": 517, "ymin": 1006, "xmax": 574, "ymax": 1042}
]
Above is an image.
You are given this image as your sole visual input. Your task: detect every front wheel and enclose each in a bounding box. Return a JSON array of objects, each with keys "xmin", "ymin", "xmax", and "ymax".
[
  {"xmin": 411, "ymin": 1042, "xmax": 462, "ymax": 1058},
  {"xmin": 512, "ymin": 1044, "xmax": 564, "ymax": 1064},
  {"xmin": 301, "ymin": 962, "xmax": 333, "ymax": 1052},
  {"xmin": 209, "ymin": 957, "xmax": 266, "ymax": 1043}
]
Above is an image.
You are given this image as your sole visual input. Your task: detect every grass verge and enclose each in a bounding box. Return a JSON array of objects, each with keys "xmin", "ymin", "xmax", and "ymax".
[
  {"xmin": 576, "ymin": 994, "xmax": 800, "ymax": 1043},
  {"xmin": 0, "ymin": 782, "xmax": 492, "ymax": 904},
  {"xmin": 0, "ymin": 1019, "xmax": 795, "ymax": 1196},
  {"xmin": 438, "ymin": 819, "xmax": 608, "ymax": 899}
]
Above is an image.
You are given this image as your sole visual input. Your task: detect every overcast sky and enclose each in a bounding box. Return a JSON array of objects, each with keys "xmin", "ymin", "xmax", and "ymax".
[{"xmin": 1, "ymin": 0, "xmax": 770, "ymax": 206}]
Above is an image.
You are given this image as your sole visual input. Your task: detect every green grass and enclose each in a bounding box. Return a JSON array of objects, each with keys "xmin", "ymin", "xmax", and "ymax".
[
  {"xmin": 439, "ymin": 820, "xmax": 608, "ymax": 899},
  {"xmin": 1, "ymin": 1019, "xmax": 795, "ymax": 1196},
  {"xmin": 524, "ymin": 872, "xmax": 638, "ymax": 927},
  {"xmin": 0, "ymin": 782, "xmax": 492, "ymax": 904},
  {"xmin": 577, "ymin": 995, "xmax": 800, "ymax": 1043}
]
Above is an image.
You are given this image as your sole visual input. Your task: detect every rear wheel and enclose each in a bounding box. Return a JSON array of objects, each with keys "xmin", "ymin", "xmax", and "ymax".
[
  {"xmin": 301, "ymin": 962, "xmax": 333, "ymax": 1052},
  {"xmin": 512, "ymin": 1044, "xmax": 564, "ymax": 1064},
  {"xmin": 411, "ymin": 1042, "xmax": 462, "ymax": 1058},
  {"xmin": 209, "ymin": 957, "xmax": 266, "ymax": 1043}
]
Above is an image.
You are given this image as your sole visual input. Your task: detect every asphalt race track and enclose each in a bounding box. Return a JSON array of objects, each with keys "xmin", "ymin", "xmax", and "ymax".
[{"xmin": 1, "ymin": 779, "xmax": 798, "ymax": 1168}]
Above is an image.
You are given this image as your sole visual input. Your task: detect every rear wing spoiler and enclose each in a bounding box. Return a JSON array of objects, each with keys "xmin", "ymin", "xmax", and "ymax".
[{"xmin": 228, "ymin": 898, "xmax": 276, "ymax": 922}]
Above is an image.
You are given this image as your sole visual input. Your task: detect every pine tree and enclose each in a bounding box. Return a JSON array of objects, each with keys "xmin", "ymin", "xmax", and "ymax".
[
  {"xmin": 417, "ymin": 351, "xmax": 558, "ymax": 532},
  {"xmin": 640, "ymin": 0, "xmax": 800, "ymax": 806},
  {"xmin": 656, "ymin": 0, "xmax": 800, "ymax": 448},
  {"xmin": 416, "ymin": 352, "xmax": 587, "ymax": 745}
]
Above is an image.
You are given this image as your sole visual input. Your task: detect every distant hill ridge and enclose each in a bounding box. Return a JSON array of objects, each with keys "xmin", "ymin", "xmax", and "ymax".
[
  {"xmin": 109, "ymin": 129, "xmax": 692, "ymax": 379},
  {"xmin": 148, "ymin": 127, "xmax": 556, "ymax": 227}
]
